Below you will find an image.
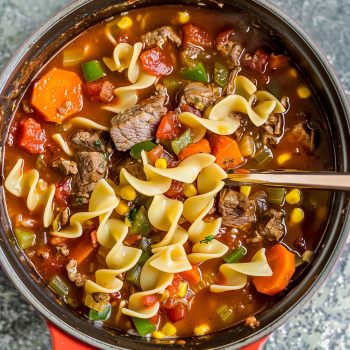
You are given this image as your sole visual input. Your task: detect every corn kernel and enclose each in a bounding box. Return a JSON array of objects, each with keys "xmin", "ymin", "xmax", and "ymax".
[
  {"xmin": 179, "ymin": 12, "xmax": 189, "ymax": 23},
  {"xmin": 194, "ymin": 324, "xmax": 210, "ymax": 335},
  {"xmin": 277, "ymin": 153, "xmax": 292, "ymax": 165},
  {"xmin": 125, "ymin": 217, "xmax": 132, "ymax": 227},
  {"xmin": 120, "ymin": 185, "xmax": 137, "ymax": 201},
  {"xmin": 159, "ymin": 289, "xmax": 170, "ymax": 302},
  {"xmin": 116, "ymin": 200, "xmax": 130, "ymax": 215},
  {"xmin": 155, "ymin": 158, "xmax": 168, "ymax": 169},
  {"xmin": 152, "ymin": 331, "xmax": 164, "ymax": 339},
  {"xmin": 297, "ymin": 85, "xmax": 311, "ymax": 99},
  {"xmin": 117, "ymin": 16, "xmax": 133, "ymax": 29},
  {"xmin": 285, "ymin": 189, "xmax": 301, "ymax": 205},
  {"xmin": 184, "ymin": 184, "xmax": 198, "ymax": 198},
  {"xmin": 290, "ymin": 208, "xmax": 304, "ymax": 224},
  {"xmin": 162, "ymin": 323, "xmax": 177, "ymax": 336},
  {"xmin": 290, "ymin": 68, "xmax": 298, "ymax": 77},
  {"xmin": 177, "ymin": 282, "xmax": 188, "ymax": 298},
  {"xmin": 240, "ymin": 186, "xmax": 251, "ymax": 197}
]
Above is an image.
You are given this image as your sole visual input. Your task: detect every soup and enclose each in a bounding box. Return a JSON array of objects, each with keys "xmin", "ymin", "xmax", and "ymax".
[{"xmin": 3, "ymin": 5, "xmax": 332, "ymax": 339}]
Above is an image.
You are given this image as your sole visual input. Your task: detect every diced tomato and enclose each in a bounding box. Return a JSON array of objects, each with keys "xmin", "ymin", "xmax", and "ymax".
[
  {"xmin": 166, "ymin": 276, "xmax": 182, "ymax": 297},
  {"xmin": 55, "ymin": 178, "xmax": 72, "ymax": 207},
  {"xmin": 268, "ymin": 53, "xmax": 290, "ymax": 70},
  {"xmin": 178, "ymin": 104, "xmax": 202, "ymax": 118},
  {"xmin": 18, "ymin": 118, "xmax": 46, "ymax": 154},
  {"xmin": 164, "ymin": 180, "xmax": 184, "ymax": 199},
  {"xmin": 42, "ymin": 259, "xmax": 68, "ymax": 273},
  {"xmin": 141, "ymin": 294, "xmax": 158, "ymax": 307},
  {"xmin": 140, "ymin": 47, "xmax": 173, "ymax": 77},
  {"xmin": 110, "ymin": 292, "xmax": 121, "ymax": 301},
  {"xmin": 117, "ymin": 32, "xmax": 129, "ymax": 43},
  {"xmin": 243, "ymin": 48, "xmax": 269, "ymax": 74},
  {"xmin": 215, "ymin": 29, "xmax": 234, "ymax": 48},
  {"xmin": 181, "ymin": 24, "xmax": 213, "ymax": 50},
  {"xmin": 83, "ymin": 80, "xmax": 115, "ymax": 103},
  {"xmin": 148, "ymin": 145, "xmax": 180, "ymax": 168},
  {"xmin": 156, "ymin": 111, "xmax": 187, "ymax": 140},
  {"xmin": 148, "ymin": 311, "xmax": 159, "ymax": 324},
  {"xmin": 167, "ymin": 304, "xmax": 187, "ymax": 323}
]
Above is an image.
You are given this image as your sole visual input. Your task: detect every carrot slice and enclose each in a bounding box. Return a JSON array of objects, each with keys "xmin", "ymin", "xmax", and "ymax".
[
  {"xmin": 178, "ymin": 265, "xmax": 201, "ymax": 286},
  {"xmin": 253, "ymin": 244, "xmax": 295, "ymax": 296},
  {"xmin": 70, "ymin": 233, "xmax": 96, "ymax": 265},
  {"xmin": 209, "ymin": 134, "xmax": 244, "ymax": 169},
  {"xmin": 31, "ymin": 68, "xmax": 83, "ymax": 123},
  {"xmin": 177, "ymin": 139, "xmax": 210, "ymax": 161}
]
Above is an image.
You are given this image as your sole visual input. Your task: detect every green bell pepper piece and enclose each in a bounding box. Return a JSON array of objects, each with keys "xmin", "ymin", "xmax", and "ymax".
[
  {"xmin": 254, "ymin": 148, "xmax": 273, "ymax": 168},
  {"xmin": 214, "ymin": 62, "xmax": 229, "ymax": 88},
  {"xmin": 223, "ymin": 247, "xmax": 247, "ymax": 263},
  {"xmin": 133, "ymin": 192, "xmax": 153, "ymax": 211},
  {"xmin": 49, "ymin": 276, "xmax": 68, "ymax": 296},
  {"xmin": 138, "ymin": 251, "xmax": 150, "ymax": 266},
  {"xmin": 88, "ymin": 303, "xmax": 111, "ymax": 321},
  {"xmin": 171, "ymin": 128, "xmax": 192, "ymax": 155},
  {"xmin": 125, "ymin": 263, "xmax": 142, "ymax": 289},
  {"xmin": 130, "ymin": 206, "xmax": 152, "ymax": 236},
  {"xmin": 14, "ymin": 228, "xmax": 35, "ymax": 249},
  {"xmin": 136, "ymin": 238, "xmax": 153, "ymax": 256},
  {"xmin": 130, "ymin": 141, "xmax": 157, "ymax": 159},
  {"xmin": 82, "ymin": 60, "xmax": 106, "ymax": 82},
  {"xmin": 180, "ymin": 61, "xmax": 208, "ymax": 83},
  {"xmin": 132, "ymin": 317, "xmax": 156, "ymax": 336}
]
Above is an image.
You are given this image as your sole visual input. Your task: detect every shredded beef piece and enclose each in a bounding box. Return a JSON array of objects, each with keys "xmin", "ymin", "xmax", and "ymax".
[
  {"xmin": 180, "ymin": 83, "xmax": 216, "ymax": 111},
  {"xmin": 219, "ymin": 189, "xmax": 255, "ymax": 227},
  {"xmin": 245, "ymin": 315, "xmax": 260, "ymax": 328},
  {"xmin": 288, "ymin": 121, "xmax": 316, "ymax": 153},
  {"xmin": 230, "ymin": 113, "xmax": 248, "ymax": 141},
  {"xmin": 250, "ymin": 191, "xmax": 268, "ymax": 215},
  {"xmin": 66, "ymin": 259, "xmax": 86, "ymax": 287},
  {"xmin": 71, "ymin": 152, "xmax": 107, "ymax": 206},
  {"xmin": 22, "ymin": 99, "xmax": 34, "ymax": 113},
  {"xmin": 142, "ymin": 26, "xmax": 182, "ymax": 48},
  {"xmin": 92, "ymin": 292, "xmax": 110, "ymax": 303},
  {"xmin": 61, "ymin": 208, "xmax": 69, "ymax": 226},
  {"xmin": 215, "ymin": 31, "xmax": 243, "ymax": 66},
  {"xmin": 69, "ymin": 130, "xmax": 110, "ymax": 153},
  {"xmin": 52, "ymin": 157, "xmax": 78, "ymax": 175},
  {"xmin": 56, "ymin": 244, "xmax": 69, "ymax": 257},
  {"xmin": 225, "ymin": 67, "xmax": 241, "ymax": 95},
  {"xmin": 114, "ymin": 158, "xmax": 146, "ymax": 182},
  {"xmin": 37, "ymin": 247, "xmax": 50, "ymax": 259},
  {"xmin": 262, "ymin": 114, "xmax": 283, "ymax": 145},
  {"xmin": 110, "ymin": 85, "xmax": 167, "ymax": 151}
]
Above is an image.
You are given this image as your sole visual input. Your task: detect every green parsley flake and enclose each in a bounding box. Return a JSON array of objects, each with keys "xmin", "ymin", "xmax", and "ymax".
[
  {"xmin": 103, "ymin": 153, "xmax": 107, "ymax": 161},
  {"xmin": 94, "ymin": 141, "xmax": 101, "ymax": 146},
  {"xmin": 100, "ymin": 163, "xmax": 105, "ymax": 168},
  {"xmin": 200, "ymin": 235, "xmax": 215, "ymax": 244},
  {"xmin": 77, "ymin": 198, "xmax": 83, "ymax": 205}
]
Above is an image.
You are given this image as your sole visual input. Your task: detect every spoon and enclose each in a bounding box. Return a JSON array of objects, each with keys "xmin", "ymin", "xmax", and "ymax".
[{"xmin": 225, "ymin": 171, "xmax": 350, "ymax": 191}]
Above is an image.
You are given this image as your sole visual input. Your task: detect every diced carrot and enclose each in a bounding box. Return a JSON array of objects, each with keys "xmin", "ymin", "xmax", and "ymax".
[
  {"xmin": 178, "ymin": 265, "xmax": 201, "ymax": 286},
  {"xmin": 141, "ymin": 293, "xmax": 158, "ymax": 307},
  {"xmin": 156, "ymin": 111, "xmax": 186, "ymax": 140},
  {"xmin": 140, "ymin": 47, "xmax": 173, "ymax": 77},
  {"xmin": 253, "ymin": 244, "xmax": 295, "ymax": 296},
  {"xmin": 177, "ymin": 139, "xmax": 210, "ymax": 161},
  {"xmin": 90, "ymin": 230, "xmax": 98, "ymax": 245},
  {"xmin": 18, "ymin": 118, "xmax": 46, "ymax": 154},
  {"xmin": 166, "ymin": 276, "xmax": 182, "ymax": 297},
  {"xmin": 268, "ymin": 53, "xmax": 290, "ymax": 70},
  {"xmin": 50, "ymin": 236, "xmax": 68, "ymax": 246},
  {"xmin": 209, "ymin": 134, "xmax": 244, "ymax": 170},
  {"xmin": 31, "ymin": 68, "xmax": 83, "ymax": 123},
  {"xmin": 70, "ymin": 233, "xmax": 96, "ymax": 265},
  {"xmin": 148, "ymin": 145, "xmax": 181, "ymax": 168}
]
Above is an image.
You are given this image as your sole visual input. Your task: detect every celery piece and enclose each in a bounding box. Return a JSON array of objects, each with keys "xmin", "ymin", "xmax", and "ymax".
[
  {"xmin": 266, "ymin": 187, "xmax": 286, "ymax": 206},
  {"xmin": 125, "ymin": 264, "xmax": 142, "ymax": 289},
  {"xmin": 130, "ymin": 206, "xmax": 152, "ymax": 236},
  {"xmin": 132, "ymin": 317, "xmax": 156, "ymax": 336},
  {"xmin": 171, "ymin": 128, "xmax": 192, "ymax": 155},
  {"xmin": 239, "ymin": 135, "xmax": 255, "ymax": 157},
  {"xmin": 13, "ymin": 228, "xmax": 35, "ymax": 250},
  {"xmin": 180, "ymin": 61, "xmax": 208, "ymax": 83},
  {"xmin": 63, "ymin": 50, "xmax": 85, "ymax": 67},
  {"xmin": 223, "ymin": 247, "xmax": 247, "ymax": 263},
  {"xmin": 88, "ymin": 303, "xmax": 111, "ymax": 321},
  {"xmin": 49, "ymin": 276, "xmax": 68, "ymax": 296},
  {"xmin": 130, "ymin": 141, "xmax": 157, "ymax": 159},
  {"xmin": 254, "ymin": 148, "xmax": 273, "ymax": 167},
  {"xmin": 138, "ymin": 251, "xmax": 150, "ymax": 266},
  {"xmin": 66, "ymin": 297, "xmax": 79, "ymax": 309},
  {"xmin": 214, "ymin": 62, "xmax": 229, "ymax": 88},
  {"xmin": 217, "ymin": 304, "xmax": 233, "ymax": 322},
  {"xmin": 82, "ymin": 60, "xmax": 106, "ymax": 82}
]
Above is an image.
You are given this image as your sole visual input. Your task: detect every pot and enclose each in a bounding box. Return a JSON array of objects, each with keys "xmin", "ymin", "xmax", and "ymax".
[{"xmin": 0, "ymin": 0, "xmax": 349, "ymax": 349}]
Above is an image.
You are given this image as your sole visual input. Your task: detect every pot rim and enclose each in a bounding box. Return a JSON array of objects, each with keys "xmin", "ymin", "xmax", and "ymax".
[{"xmin": 0, "ymin": 0, "xmax": 349, "ymax": 349}]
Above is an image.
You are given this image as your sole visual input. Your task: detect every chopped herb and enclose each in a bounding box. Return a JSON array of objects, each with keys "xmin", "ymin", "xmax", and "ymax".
[
  {"xmin": 103, "ymin": 153, "xmax": 107, "ymax": 161},
  {"xmin": 194, "ymin": 96, "xmax": 199, "ymax": 102},
  {"xmin": 100, "ymin": 163, "xmax": 105, "ymax": 168},
  {"xmin": 200, "ymin": 235, "xmax": 215, "ymax": 244},
  {"xmin": 223, "ymin": 158, "xmax": 234, "ymax": 164},
  {"xmin": 77, "ymin": 198, "xmax": 83, "ymax": 205},
  {"xmin": 94, "ymin": 141, "xmax": 101, "ymax": 146},
  {"xmin": 128, "ymin": 208, "xmax": 137, "ymax": 221}
]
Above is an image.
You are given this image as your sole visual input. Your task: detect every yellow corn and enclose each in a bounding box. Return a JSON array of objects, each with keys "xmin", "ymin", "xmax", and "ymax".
[
  {"xmin": 120, "ymin": 185, "xmax": 137, "ymax": 201},
  {"xmin": 297, "ymin": 85, "xmax": 311, "ymax": 99},
  {"xmin": 116, "ymin": 200, "xmax": 130, "ymax": 216},
  {"xmin": 194, "ymin": 324, "xmax": 210, "ymax": 335},
  {"xmin": 290, "ymin": 68, "xmax": 298, "ymax": 77},
  {"xmin": 240, "ymin": 186, "xmax": 251, "ymax": 197},
  {"xmin": 184, "ymin": 184, "xmax": 198, "ymax": 197},
  {"xmin": 125, "ymin": 217, "xmax": 132, "ymax": 227},
  {"xmin": 162, "ymin": 323, "xmax": 177, "ymax": 336},
  {"xmin": 277, "ymin": 153, "xmax": 291, "ymax": 165},
  {"xmin": 285, "ymin": 189, "xmax": 301, "ymax": 205},
  {"xmin": 177, "ymin": 282, "xmax": 188, "ymax": 298},
  {"xmin": 117, "ymin": 16, "xmax": 133, "ymax": 29},
  {"xmin": 159, "ymin": 289, "xmax": 170, "ymax": 302},
  {"xmin": 179, "ymin": 12, "xmax": 189, "ymax": 23},
  {"xmin": 290, "ymin": 208, "xmax": 304, "ymax": 224},
  {"xmin": 152, "ymin": 331, "xmax": 164, "ymax": 339},
  {"xmin": 155, "ymin": 158, "xmax": 168, "ymax": 169}
]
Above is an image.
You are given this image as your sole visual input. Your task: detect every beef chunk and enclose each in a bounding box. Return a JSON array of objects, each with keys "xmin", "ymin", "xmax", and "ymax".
[
  {"xmin": 110, "ymin": 85, "xmax": 167, "ymax": 152},
  {"xmin": 92, "ymin": 292, "xmax": 110, "ymax": 304},
  {"xmin": 142, "ymin": 26, "xmax": 182, "ymax": 48},
  {"xmin": 215, "ymin": 30, "xmax": 243, "ymax": 66},
  {"xmin": 250, "ymin": 191, "xmax": 268, "ymax": 215},
  {"xmin": 71, "ymin": 152, "xmax": 107, "ymax": 206},
  {"xmin": 245, "ymin": 316, "xmax": 260, "ymax": 328},
  {"xmin": 225, "ymin": 67, "xmax": 240, "ymax": 95},
  {"xmin": 230, "ymin": 113, "xmax": 249, "ymax": 141},
  {"xmin": 52, "ymin": 157, "xmax": 78, "ymax": 175},
  {"xmin": 69, "ymin": 130, "xmax": 110, "ymax": 153},
  {"xmin": 180, "ymin": 83, "xmax": 216, "ymax": 111},
  {"xmin": 262, "ymin": 114, "xmax": 283, "ymax": 145},
  {"xmin": 288, "ymin": 121, "xmax": 316, "ymax": 153},
  {"xmin": 114, "ymin": 158, "xmax": 146, "ymax": 182},
  {"xmin": 66, "ymin": 259, "xmax": 86, "ymax": 287},
  {"xmin": 219, "ymin": 188, "xmax": 255, "ymax": 227}
]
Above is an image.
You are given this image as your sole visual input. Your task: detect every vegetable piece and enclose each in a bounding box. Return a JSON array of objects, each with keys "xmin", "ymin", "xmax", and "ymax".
[
  {"xmin": 83, "ymin": 80, "xmax": 115, "ymax": 103},
  {"xmin": 133, "ymin": 193, "xmax": 153, "ymax": 210},
  {"xmin": 183, "ymin": 184, "xmax": 198, "ymax": 198},
  {"xmin": 152, "ymin": 331, "xmax": 164, "ymax": 339},
  {"xmin": 141, "ymin": 293, "xmax": 158, "ymax": 307},
  {"xmin": 266, "ymin": 187, "xmax": 285, "ymax": 206},
  {"xmin": 55, "ymin": 179, "xmax": 72, "ymax": 207},
  {"xmin": 182, "ymin": 24, "xmax": 213, "ymax": 49},
  {"xmin": 36, "ymin": 154, "xmax": 45, "ymax": 170},
  {"xmin": 167, "ymin": 304, "xmax": 187, "ymax": 323},
  {"xmin": 117, "ymin": 16, "xmax": 133, "ymax": 29},
  {"xmin": 177, "ymin": 282, "xmax": 188, "ymax": 298},
  {"xmin": 277, "ymin": 153, "xmax": 291, "ymax": 165},
  {"xmin": 200, "ymin": 235, "xmax": 215, "ymax": 244},
  {"xmin": 19, "ymin": 118, "xmax": 46, "ymax": 154},
  {"xmin": 291, "ymin": 208, "xmax": 304, "ymax": 224},
  {"xmin": 194, "ymin": 324, "xmax": 210, "ymax": 335},
  {"xmin": 31, "ymin": 68, "xmax": 83, "ymax": 123},
  {"xmin": 223, "ymin": 246, "xmax": 247, "ymax": 263},
  {"xmin": 302, "ymin": 250, "xmax": 314, "ymax": 263},
  {"xmin": 209, "ymin": 134, "xmax": 244, "ymax": 170},
  {"xmin": 52, "ymin": 212, "xmax": 62, "ymax": 232},
  {"xmin": 63, "ymin": 49, "xmax": 86, "ymax": 67},
  {"xmin": 166, "ymin": 276, "xmax": 181, "ymax": 297},
  {"xmin": 155, "ymin": 158, "xmax": 167, "ymax": 169},
  {"xmin": 125, "ymin": 263, "xmax": 143, "ymax": 289},
  {"xmin": 130, "ymin": 206, "xmax": 152, "ymax": 236},
  {"xmin": 285, "ymin": 189, "xmax": 301, "ymax": 205},
  {"xmin": 82, "ymin": 60, "xmax": 106, "ymax": 82},
  {"xmin": 120, "ymin": 185, "xmax": 137, "ymax": 201},
  {"xmin": 254, "ymin": 148, "xmax": 273, "ymax": 168},
  {"xmin": 156, "ymin": 111, "xmax": 187, "ymax": 140},
  {"xmin": 243, "ymin": 48, "xmax": 269, "ymax": 74},
  {"xmin": 177, "ymin": 139, "xmax": 210, "ymax": 161},
  {"xmin": 49, "ymin": 276, "xmax": 68, "ymax": 296},
  {"xmin": 88, "ymin": 303, "xmax": 112, "ymax": 321},
  {"xmin": 138, "ymin": 251, "xmax": 150, "ymax": 266},
  {"xmin": 240, "ymin": 186, "xmax": 251, "ymax": 197},
  {"xmin": 214, "ymin": 62, "xmax": 229, "ymax": 88},
  {"xmin": 116, "ymin": 200, "xmax": 130, "ymax": 216},
  {"xmin": 171, "ymin": 128, "xmax": 192, "ymax": 155},
  {"xmin": 253, "ymin": 244, "xmax": 295, "ymax": 296},
  {"xmin": 163, "ymin": 76, "xmax": 182, "ymax": 97},
  {"xmin": 162, "ymin": 322, "xmax": 177, "ymax": 336},
  {"xmin": 215, "ymin": 29, "xmax": 234, "ymax": 49},
  {"xmin": 140, "ymin": 47, "xmax": 173, "ymax": 77},
  {"xmin": 180, "ymin": 61, "xmax": 208, "ymax": 83},
  {"xmin": 239, "ymin": 135, "xmax": 255, "ymax": 157},
  {"xmin": 90, "ymin": 230, "xmax": 98, "ymax": 245},
  {"xmin": 217, "ymin": 305, "xmax": 233, "ymax": 323},
  {"xmin": 70, "ymin": 234, "xmax": 96, "ymax": 265},
  {"xmin": 268, "ymin": 53, "xmax": 290, "ymax": 70},
  {"xmin": 179, "ymin": 11, "xmax": 189, "ymax": 23},
  {"xmin": 130, "ymin": 141, "xmax": 157, "ymax": 159},
  {"xmin": 164, "ymin": 180, "xmax": 184, "ymax": 198},
  {"xmin": 297, "ymin": 85, "xmax": 311, "ymax": 99},
  {"xmin": 85, "ymin": 293, "xmax": 109, "ymax": 312},
  {"xmin": 14, "ymin": 228, "xmax": 35, "ymax": 250},
  {"xmin": 132, "ymin": 317, "xmax": 156, "ymax": 336},
  {"xmin": 178, "ymin": 264, "xmax": 201, "ymax": 286}
]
